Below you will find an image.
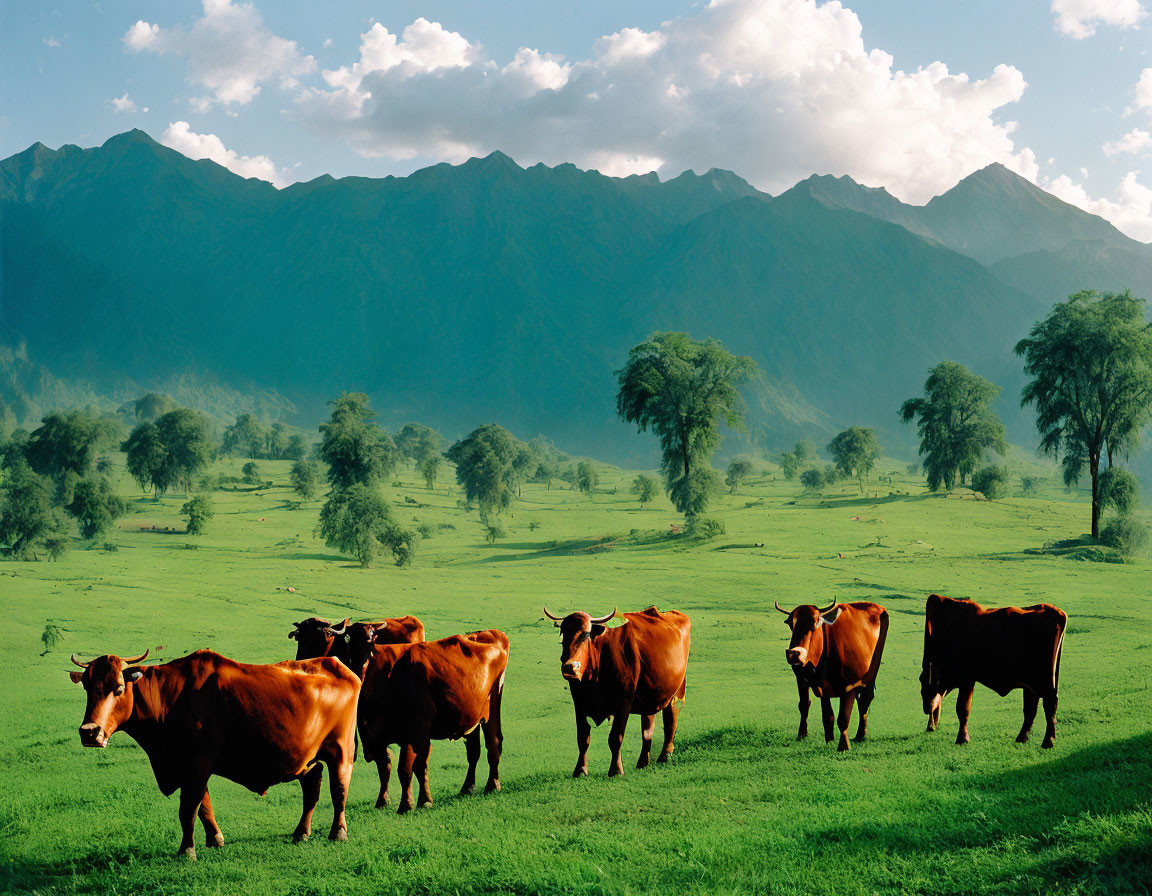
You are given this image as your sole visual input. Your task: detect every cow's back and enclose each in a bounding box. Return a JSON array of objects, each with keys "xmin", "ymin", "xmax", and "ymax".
[
  {"xmin": 825, "ymin": 602, "xmax": 888, "ymax": 691},
  {"xmin": 619, "ymin": 607, "xmax": 691, "ymax": 713}
]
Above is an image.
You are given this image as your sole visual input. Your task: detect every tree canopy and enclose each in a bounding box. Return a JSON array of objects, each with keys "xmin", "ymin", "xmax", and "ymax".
[
  {"xmin": 828, "ymin": 427, "xmax": 880, "ymax": 492},
  {"xmin": 446, "ymin": 424, "xmax": 518, "ymax": 519},
  {"xmin": 900, "ymin": 361, "xmax": 1006, "ymax": 492},
  {"xmin": 121, "ymin": 408, "xmax": 213, "ymax": 497},
  {"xmin": 317, "ymin": 483, "xmax": 415, "ymax": 567},
  {"xmin": 1015, "ymin": 290, "xmax": 1152, "ymax": 537},
  {"xmin": 616, "ymin": 332, "xmax": 758, "ymax": 518},
  {"xmin": 317, "ymin": 393, "xmax": 400, "ymax": 490}
]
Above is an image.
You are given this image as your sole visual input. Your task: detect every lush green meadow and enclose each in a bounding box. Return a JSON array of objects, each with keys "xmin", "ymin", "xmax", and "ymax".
[{"xmin": 2, "ymin": 456, "xmax": 1150, "ymax": 895}]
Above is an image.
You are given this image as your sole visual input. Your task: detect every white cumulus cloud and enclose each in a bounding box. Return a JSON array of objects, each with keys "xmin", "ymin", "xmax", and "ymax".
[
  {"xmin": 123, "ymin": 0, "xmax": 315, "ymax": 111},
  {"xmin": 1104, "ymin": 128, "xmax": 1152, "ymax": 156},
  {"xmin": 160, "ymin": 120, "xmax": 285, "ymax": 186},
  {"xmin": 1046, "ymin": 170, "xmax": 1152, "ymax": 241},
  {"xmin": 1051, "ymin": 0, "xmax": 1146, "ymax": 38},
  {"xmin": 1135, "ymin": 67, "xmax": 1152, "ymax": 114},
  {"xmin": 109, "ymin": 93, "xmax": 145, "ymax": 114},
  {"xmin": 292, "ymin": 0, "xmax": 1038, "ymax": 203}
]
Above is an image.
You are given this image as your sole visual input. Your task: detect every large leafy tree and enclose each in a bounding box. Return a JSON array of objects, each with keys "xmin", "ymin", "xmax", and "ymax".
[
  {"xmin": 395, "ymin": 423, "xmax": 444, "ymax": 466},
  {"xmin": 221, "ymin": 414, "xmax": 266, "ymax": 459},
  {"xmin": 25, "ymin": 410, "xmax": 113, "ymax": 497},
  {"xmin": 121, "ymin": 408, "xmax": 213, "ymax": 497},
  {"xmin": 0, "ymin": 461, "xmax": 70, "ymax": 559},
  {"xmin": 900, "ymin": 362, "xmax": 1006, "ymax": 492},
  {"xmin": 317, "ymin": 483, "xmax": 415, "ymax": 567},
  {"xmin": 828, "ymin": 427, "xmax": 881, "ymax": 493},
  {"xmin": 68, "ymin": 476, "xmax": 125, "ymax": 539},
  {"xmin": 318, "ymin": 393, "xmax": 400, "ymax": 490},
  {"xmin": 122, "ymin": 422, "xmax": 168, "ymax": 497},
  {"xmin": 446, "ymin": 424, "xmax": 518, "ymax": 519},
  {"xmin": 616, "ymin": 332, "xmax": 758, "ymax": 519},
  {"xmin": 1015, "ymin": 290, "xmax": 1152, "ymax": 537}
]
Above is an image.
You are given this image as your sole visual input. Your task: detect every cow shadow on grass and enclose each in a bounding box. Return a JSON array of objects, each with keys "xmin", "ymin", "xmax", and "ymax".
[{"xmin": 797, "ymin": 731, "xmax": 1152, "ymax": 891}]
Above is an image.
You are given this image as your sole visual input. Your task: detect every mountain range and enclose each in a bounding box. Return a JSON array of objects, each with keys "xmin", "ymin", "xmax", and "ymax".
[{"xmin": 2, "ymin": 129, "xmax": 1151, "ymax": 467}]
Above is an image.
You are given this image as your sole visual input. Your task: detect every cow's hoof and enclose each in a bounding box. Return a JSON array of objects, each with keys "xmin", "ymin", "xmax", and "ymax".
[
  {"xmin": 397, "ymin": 803, "xmax": 414, "ymax": 815},
  {"xmin": 207, "ymin": 834, "xmax": 225, "ymax": 848},
  {"xmin": 1041, "ymin": 738, "xmax": 1055, "ymax": 749},
  {"xmin": 955, "ymin": 735, "xmax": 970, "ymax": 746},
  {"xmin": 329, "ymin": 827, "xmax": 347, "ymax": 842},
  {"xmin": 459, "ymin": 783, "xmax": 475, "ymax": 796},
  {"xmin": 636, "ymin": 756, "xmax": 650, "ymax": 770},
  {"xmin": 926, "ymin": 722, "xmax": 937, "ymax": 733},
  {"xmin": 484, "ymin": 780, "xmax": 501, "ymax": 794},
  {"xmin": 292, "ymin": 830, "xmax": 310, "ymax": 843},
  {"xmin": 607, "ymin": 767, "xmax": 623, "ymax": 778},
  {"xmin": 1015, "ymin": 733, "xmax": 1030, "ymax": 744},
  {"xmin": 177, "ymin": 846, "xmax": 197, "ymax": 861},
  {"xmin": 797, "ymin": 731, "xmax": 808, "ymax": 741},
  {"xmin": 374, "ymin": 797, "xmax": 388, "ymax": 810},
  {"xmin": 417, "ymin": 798, "xmax": 433, "ymax": 809},
  {"xmin": 657, "ymin": 751, "xmax": 672, "ymax": 764},
  {"xmin": 572, "ymin": 767, "xmax": 588, "ymax": 778},
  {"xmin": 853, "ymin": 734, "xmax": 866, "ymax": 743},
  {"xmin": 837, "ymin": 739, "xmax": 850, "ymax": 753}
]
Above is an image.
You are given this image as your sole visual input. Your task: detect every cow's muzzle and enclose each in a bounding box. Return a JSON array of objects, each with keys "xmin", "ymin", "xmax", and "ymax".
[
  {"xmin": 785, "ymin": 648, "xmax": 806, "ymax": 667},
  {"xmin": 79, "ymin": 723, "xmax": 108, "ymax": 748},
  {"xmin": 561, "ymin": 661, "xmax": 582, "ymax": 680}
]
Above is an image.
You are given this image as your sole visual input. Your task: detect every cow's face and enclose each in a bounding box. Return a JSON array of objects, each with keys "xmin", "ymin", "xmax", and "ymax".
[
  {"xmin": 346, "ymin": 623, "xmax": 377, "ymax": 677},
  {"xmin": 919, "ymin": 665, "xmax": 944, "ymax": 719},
  {"xmin": 781, "ymin": 604, "xmax": 840, "ymax": 673},
  {"xmin": 289, "ymin": 617, "xmax": 349, "ymax": 661},
  {"xmin": 69, "ymin": 653, "xmax": 148, "ymax": 748},
  {"xmin": 556, "ymin": 613, "xmax": 603, "ymax": 681}
]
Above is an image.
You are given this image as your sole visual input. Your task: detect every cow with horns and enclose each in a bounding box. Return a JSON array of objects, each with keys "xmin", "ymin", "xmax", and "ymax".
[
  {"xmin": 775, "ymin": 599, "xmax": 889, "ymax": 752},
  {"xmin": 289, "ymin": 615, "xmax": 425, "ymax": 671},
  {"xmin": 69, "ymin": 649, "xmax": 360, "ymax": 858},
  {"xmin": 543, "ymin": 605, "xmax": 692, "ymax": 777},
  {"xmin": 920, "ymin": 593, "xmax": 1067, "ymax": 748}
]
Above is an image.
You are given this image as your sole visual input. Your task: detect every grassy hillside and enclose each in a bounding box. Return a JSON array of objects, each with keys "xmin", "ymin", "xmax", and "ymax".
[{"xmin": 1, "ymin": 455, "xmax": 1149, "ymax": 895}]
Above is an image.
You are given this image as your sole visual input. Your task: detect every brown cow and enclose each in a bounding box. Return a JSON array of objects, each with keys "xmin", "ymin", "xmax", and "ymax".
[
  {"xmin": 543, "ymin": 605, "xmax": 691, "ymax": 778},
  {"xmin": 289, "ymin": 614, "xmax": 425, "ymax": 670},
  {"xmin": 354, "ymin": 627, "xmax": 509, "ymax": 814},
  {"xmin": 775, "ymin": 599, "xmax": 889, "ymax": 752},
  {"xmin": 920, "ymin": 593, "xmax": 1067, "ymax": 748},
  {"xmin": 69, "ymin": 649, "xmax": 359, "ymax": 858}
]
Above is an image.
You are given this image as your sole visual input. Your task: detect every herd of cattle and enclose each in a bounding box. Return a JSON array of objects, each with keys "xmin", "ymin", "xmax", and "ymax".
[{"xmin": 68, "ymin": 594, "xmax": 1067, "ymax": 858}]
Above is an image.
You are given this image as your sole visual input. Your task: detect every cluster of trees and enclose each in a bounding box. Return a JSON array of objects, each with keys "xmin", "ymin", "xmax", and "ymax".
[
  {"xmin": 220, "ymin": 414, "xmax": 308, "ymax": 462},
  {"xmin": 0, "ymin": 410, "xmax": 126, "ymax": 557}
]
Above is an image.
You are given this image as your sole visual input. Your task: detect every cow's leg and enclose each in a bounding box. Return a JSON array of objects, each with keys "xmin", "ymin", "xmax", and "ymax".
[
  {"xmin": 854, "ymin": 684, "xmax": 875, "ymax": 742},
  {"xmin": 836, "ymin": 695, "xmax": 855, "ymax": 752},
  {"xmin": 374, "ymin": 747, "xmax": 393, "ymax": 809},
  {"xmin": 177, "ymin": 776, "xmax": 210, "ymax": 859},
  {"xmin": 396, "ymin": 744, "xmax": 417, "ymax": 814},
  {"xmin": 1017, "ymin": 691, "xmax": 1040, "ymax": 744},
  {"xmin": 796, "ymin": 680, "xmax": 811, "ymax": 740},
  {"xmin": 573, "ymin": 714, "xmax": 591, "ymax": 778},
  {"xmin": 293, "ymin": 764, "xmax": 323, "ymax": 842},
  {"xmin": 326, "ymin": 756, "xmax": 351, "ymax": 841},
  {"xmin": 820, "ymin": 695, "xmax": 835, "ymax": 742},
  {"xmin": 657, "ymin": 701, "xmax": 679, "ymax": 763},
  {"xmin": 637, "ymin": 714, "xmax": 656, "ymax": 769},
  {"xmin": 461, "ymin": 728, "xmax": 482, "ymax": 795},
  {"xmin": 198, "ymin": 787, "xmax": 225, "ymax": 848},
  {"xmin": 607, "ymin": 707, "xmax": 630, "ymax": 777},
  {"xmin": 1040, "ymin": 692, "xmax": 1058, "ymax": 749},
  {"xmin": 415, "ymin": 741, "xmax": 433, "ymax": 808},
  {"xmin": 482, "ymin": 708, "xmax": 503, "ymax": 793},
  {"xmin": 955, "ymin": 683, "xmax": 975, "ymax": 745}
]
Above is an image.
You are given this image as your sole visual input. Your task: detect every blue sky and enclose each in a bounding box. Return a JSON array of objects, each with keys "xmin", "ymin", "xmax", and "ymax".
[{"xmin": 4, "ymin": 0, "xmax": 1152, "ymax": 238}]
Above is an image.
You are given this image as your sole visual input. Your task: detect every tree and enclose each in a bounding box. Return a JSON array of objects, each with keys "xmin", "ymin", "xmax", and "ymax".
[
  {"xmin": 0, "ymin": 461, "xmax": 69, "ymax": 559},
  {"xmin": 290, "ymin": 460, "xmax": 321, "ymax": 501},
  {"xmin": 779, "ymin": 452, "xmax": 799, "ymax": 481},
  {"xmin": 122, "ymin": 422, "xmax": 168, "ymax": 497},
  {"xmin": 794, "ymin": 440, "xmax": 817, "ymax": 464},
  {"xmin": 900, "ymin": 361, "xmax": 1007, "ymax": 492},
  {"xmin": 419, "ymin": 454, "xmax": 442, "ymax": 490},
  {"xmin": 242, "ymin": 461, "xmax": 262, "ymax": 485},
  {"xmin": 800, "ymin": 468, "xmax": 824, "ymax": 494},
  {"xmin": 446, "ymin": 424, "xmax": 518, "ymax": 520},
  {"xmin": 317, "ymin": 483, "xmax": 414, "ymax": 567},
  {"xmin": 222, "ymin": 414, "xmax": 265, "ymax": 459},
  {"xmin": 631, "ymin": 474, "xmax": 659, "ymax": 507},
  {"xmin": 576, "ymin": 461, "xmax": 599, "ymax": 496},
  {"xmin": 725, "ymin": 459, "xmax": 753, "ymax": 494},
  {"xmin": 616, "ymin": 332, "xmax": 758, "ymax": 519},
  {"xmin": 828, "ymin": 427, "xmax": 880, "ymax": 493},
  {"xmin": 267, "ymin": 424, "xmax": 289, "ymax": 460},
  {"xmin": 25, "ymin": 410, "xmax": 104, "ymax": 498},
  {"xmin": 395, "ymin": 423, "xmax": 444, "ymax": 466},
  {"xmin": 154, "ymin": 409, "xmax": 214, "ymax": 494},
  {"xmin": 1015, "ymin": 290, "xmax": 1152, "ymax": 537},
  {"xmin": 68, "ymin": 476, "xmax": 125, "ymax": 539},
  {"xmin": 284, "ymin": 434, "xmax": 308, "ymax": 461},
  {"xmin": 318, "ymin": 393, "xmax": 400, "ymax": 490},
  {"xmin": 970, "ymin": 465, "xmax": 1009, "ymax": 499},
  {"xmin": 1098, "ymin": 467, "xmax": 1139, "ymax": 516},
  {"xmin": 181, "ymin": 495, "xmax": 214, "ymax": 535}
]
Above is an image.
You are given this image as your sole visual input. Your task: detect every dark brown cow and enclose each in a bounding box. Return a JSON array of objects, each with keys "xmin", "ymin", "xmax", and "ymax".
[
  {"xmin": 69, "ymin": 649, "xmax": 359, "ymax": 858},
  {"xmin": 775, "ymin": 599, "xmax": 889, "ymax": 752},
  {"xmin": 354, "ymin": 628, "xmax": 509, "ymax": 814},
  {"xmin": 543, "ymin": 605, "xmax": 692, "ymax": 778},
  {"xmin": 289, "ymin": 615, "xmax": 425, "ymax": 670},
  {"xmin": 920, "ymin": 593, "xmax": 1067, "ymax": 748}
]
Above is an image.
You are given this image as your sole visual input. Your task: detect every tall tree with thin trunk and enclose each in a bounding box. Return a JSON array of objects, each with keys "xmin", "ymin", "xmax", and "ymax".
[
  {"xmin": 1015, "ymin": 290, "xmax": 1152, "ymax": 537},
  {"xmin": 616, "ymin": 332, "xmax": 758, "ymax": 519}
]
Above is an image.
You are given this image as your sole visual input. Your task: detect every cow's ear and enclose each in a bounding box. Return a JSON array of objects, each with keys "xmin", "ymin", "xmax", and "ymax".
[
  {"xmin": 822, "ymin": 606, "xmax": 843, "ymax": 625},
  {"xmin": 590, "ymin": 624, "xmax": 607, "ymax": 638},
  {"xmin": 288, "ymin": 631, "xmax": 297, "ymax": 640},
  {"xmin": 69, "ymin": 670, "xmax": 84, "ymax": 684},
  {"xmin": 124, "ymin": 668, "xmax": 144, "ymax": 683}
]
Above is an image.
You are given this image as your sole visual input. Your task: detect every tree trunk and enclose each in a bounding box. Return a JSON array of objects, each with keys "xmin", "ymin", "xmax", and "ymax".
[{"xmin": 1090, "ymin": 454, "xmax": 1101, "ymax": 539}]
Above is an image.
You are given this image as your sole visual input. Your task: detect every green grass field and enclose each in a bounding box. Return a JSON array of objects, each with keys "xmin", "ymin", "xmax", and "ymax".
[{"xmin": 2, "ymin": 456, "xmax": 1150, "ymax": 895}]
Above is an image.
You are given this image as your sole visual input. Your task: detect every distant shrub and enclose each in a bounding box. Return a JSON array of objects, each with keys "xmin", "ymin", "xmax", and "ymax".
[
  {"xmin": 970, "ymin": 465, "xmax": 1009, "ymax": 499},
  {"xmin": 686, "ymin": 516, "xmax": 726, "ymax": 539},
  {"xmin": 43, "ymin": 536, "xmax": 69, "ymax": 561},
  {"xmin": 906, "ymin": 462, "xmax": 920, "ymax": 476},
  {"xmin": 800, "ymin": 469, "xmax": 824, "ymax": 494},
  {"xmin": 102, "ymin": 541, "xmax": 118, "ymax": 552},
  {"xmin": 630, "ymin": 474, "xmax": 659, "ymax": 506},
  {"xmin": 1020, "ymin": 475, "xmax": 1041, "ymax": 496},
  {"xmin": 1099, "ymin": 516, "xmax": 1150, "ymax": 558},
  {"xmin": 181, "ymin": 495, "xmax": 214, "ymax": 535},
  {"xmin": 40, "ymin": 622, "xmax": 63, "ymax": 655},
  {"xmin": 528, "ymin": 520, "xmax": 540, "ymax": 531},
  {"xmin": 242, "ymin": 462, "xmax": 261, "ymax": 485},
  {"xmin": 484, "ymin": 523, "xmax": 507, "ymax": 544},
  {"xmin": 416, "ymin": 523, "xmax": 435, "ymax": 539},
  {"xmin": 1099, "ymin": 468, "xmax": 1139, "ymax": 516}
]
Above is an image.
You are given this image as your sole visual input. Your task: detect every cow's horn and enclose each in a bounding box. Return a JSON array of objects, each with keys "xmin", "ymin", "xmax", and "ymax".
[
  {"xmin": 328, "ymin": 621, "xmax": 347, "ymax": 636},
  {"xmin": 773, "ymin": 601, "xmax": 789, "ymax": 615},
  {"xmin": 590, "ymin": 608, "xmax": 617, "ymax": 625},
  {"xmin": 120, "ymin": 649, "xmax": 150, "ymax": 664},
  {"xmin": 70, "ymin": 654, "xmax": 91, "ymax": 668},
  {"xmin": 543, "ymin": 605, "xmax": 564, "ymax": 622},
  {"xmin": 818, "ymin": 598, "xmax": 838, "ymax": 615}
]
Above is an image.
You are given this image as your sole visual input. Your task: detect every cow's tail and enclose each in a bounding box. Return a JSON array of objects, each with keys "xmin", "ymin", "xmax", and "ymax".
[
  {"xmin": 1052, "ymin": 610, "xmax": 1068, "ymax": 694},
  {"xmin": 865, "ymin": 609, "xmax": 890, "ymax": 693}
]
